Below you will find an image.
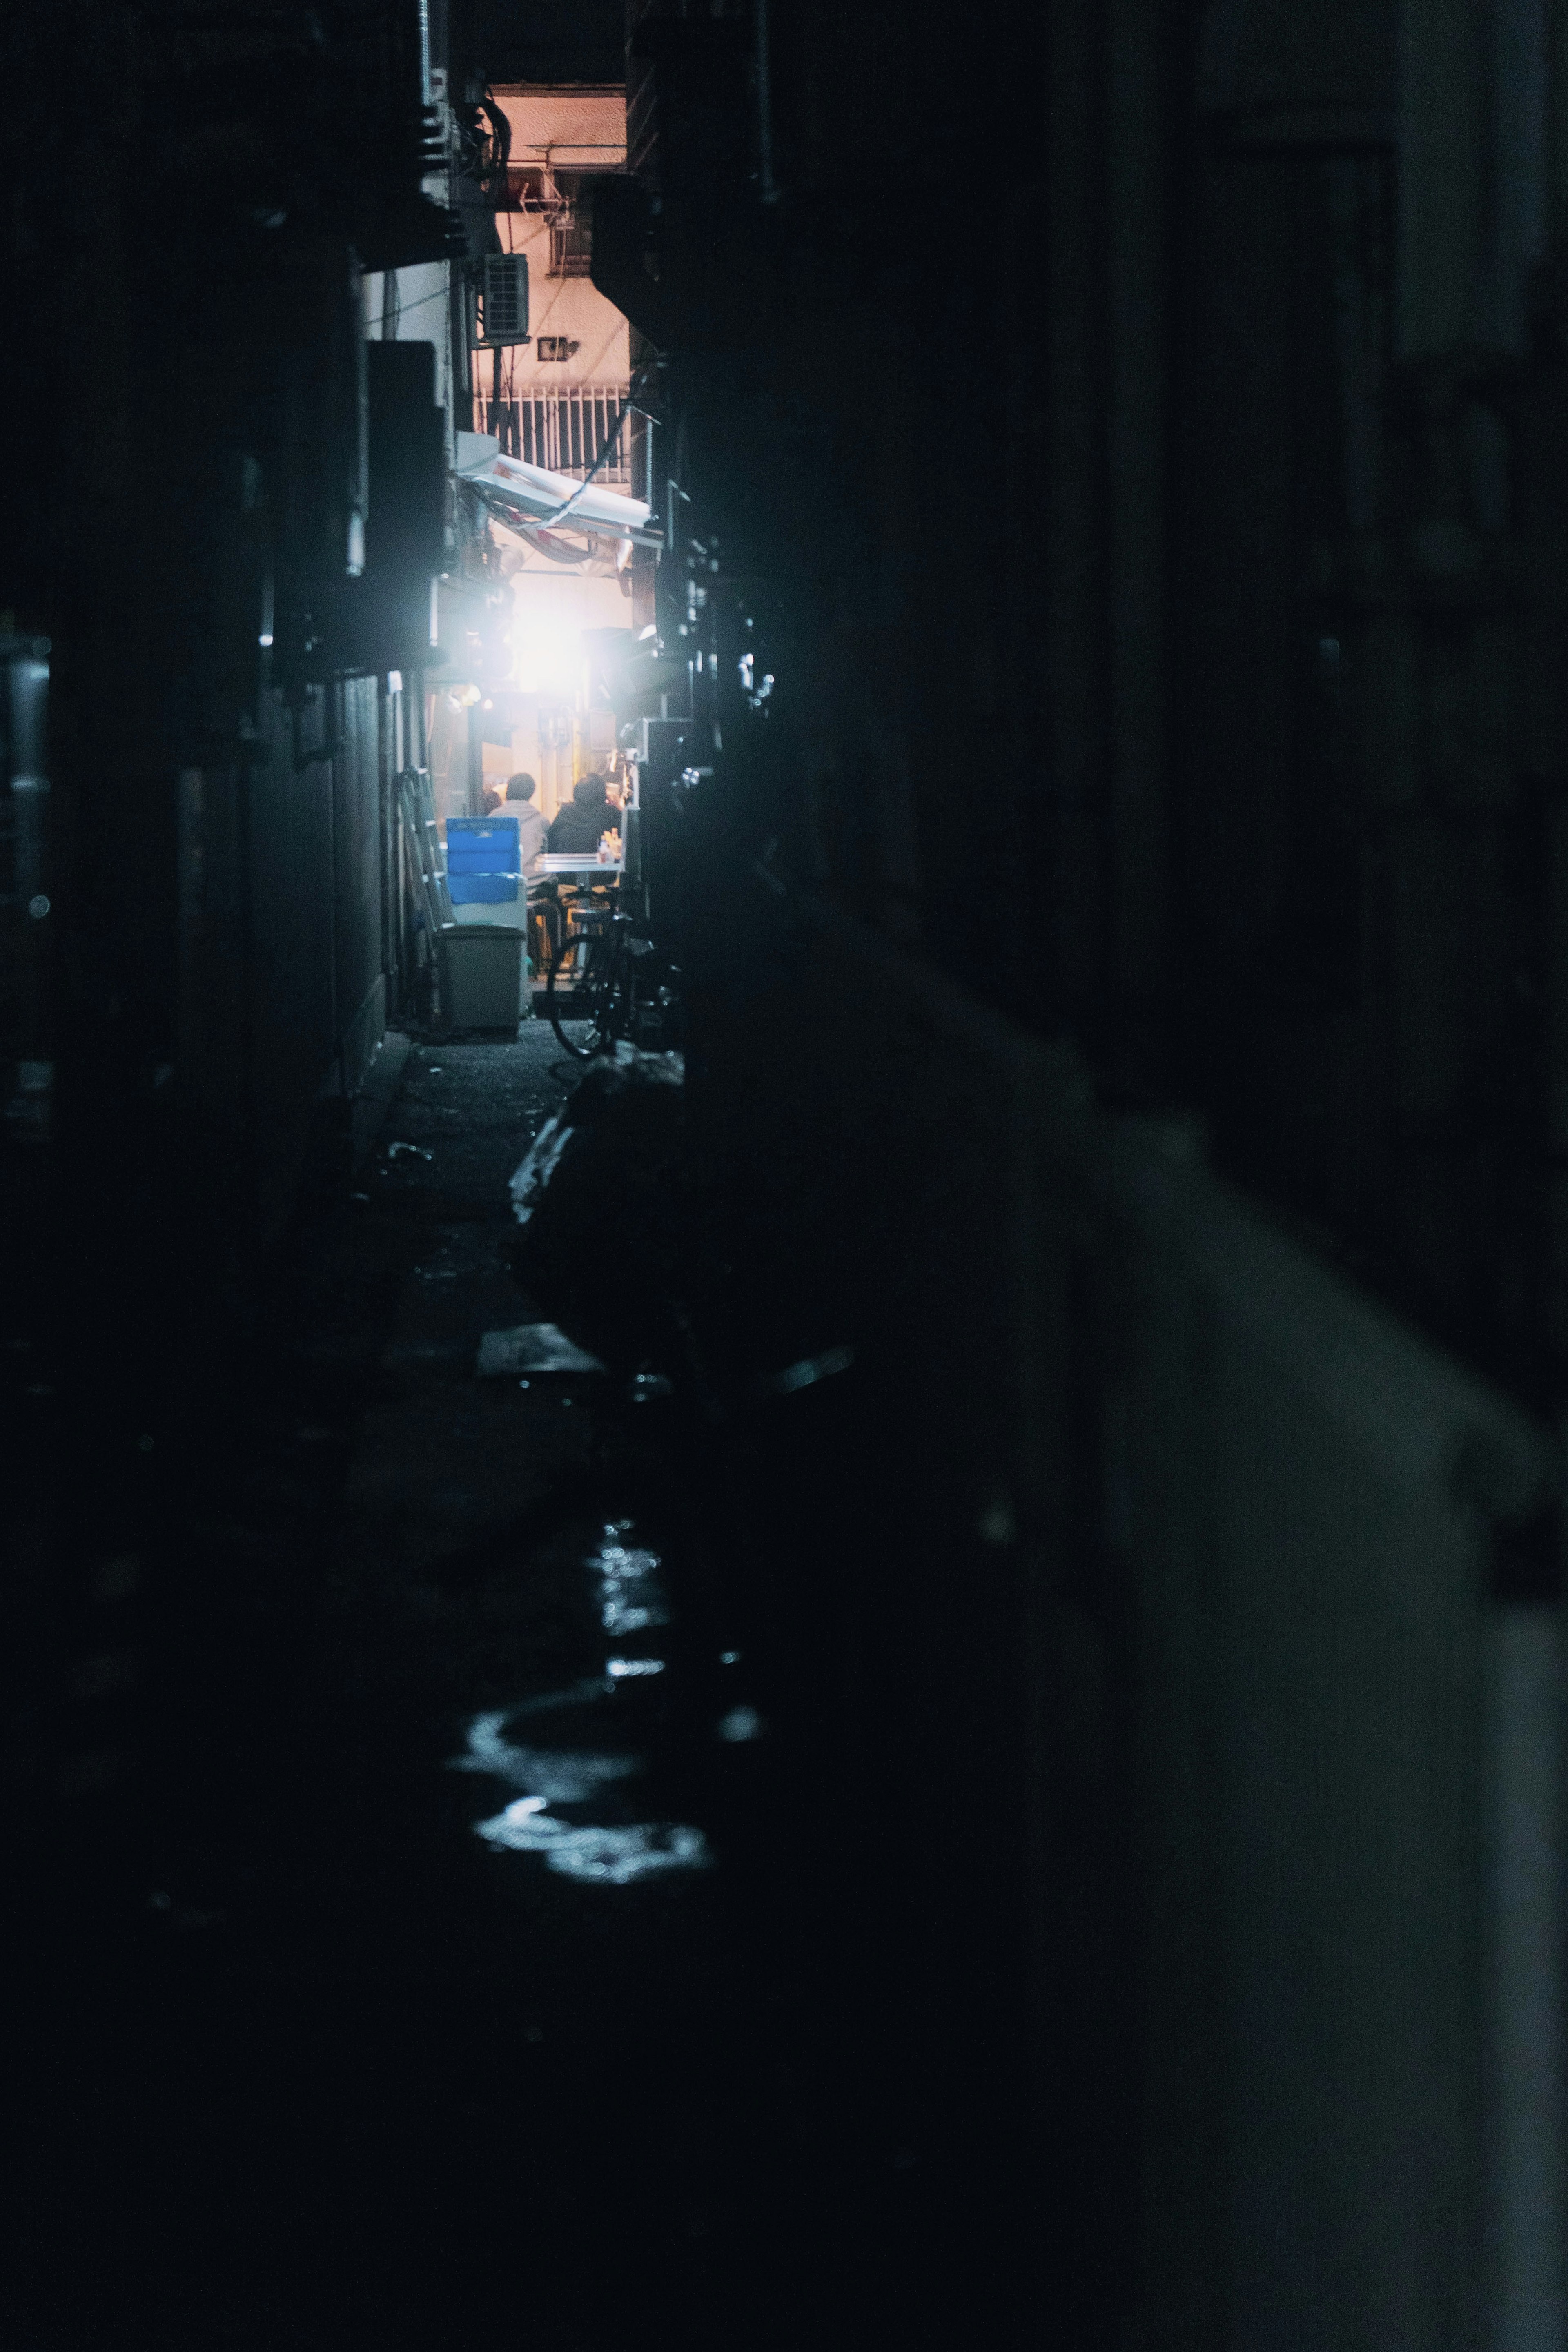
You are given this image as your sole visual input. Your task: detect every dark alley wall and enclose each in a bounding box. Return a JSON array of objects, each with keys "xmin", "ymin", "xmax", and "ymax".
[
  {"xmin": 621, "ymin": 0, "xmax": 1163, "ymax": 1038},
  {"xmin": 0, "ymin": 7, "xmax": 445, "ymax": 1314},
  {"xmin": 610, "ymin": 13, "xmax": 1568, "ymax": 2330},
  {"xmin": 620, "ymin": 0, "xmax": 1568, "ymax": 1405}
]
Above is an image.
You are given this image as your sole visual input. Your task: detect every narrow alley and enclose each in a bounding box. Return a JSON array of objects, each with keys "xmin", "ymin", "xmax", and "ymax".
[
  {"xmin": 7, "ymin": 0, "xmax": 1568, "ymax": 2343},
  {"xmin": 12, "ymin": 1023, "xmax": 1046, "ymax": 2350}
]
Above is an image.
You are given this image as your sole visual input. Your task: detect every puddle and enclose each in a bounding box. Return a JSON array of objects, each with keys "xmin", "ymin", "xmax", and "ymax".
[
  {"xmin": 477, "ymin": 1323, "xmax": 604, "ymax": 1377},
  {"xmin": 454, "ymin": 1527, "xmax": 711, "ymax": 1884},
  {"xmin": 592, "ymin": 1523, "xmax": 670, "ymax": 1638},
  {"xmin": 457, "ymin": 1706, "xmax": 641, "ymax": 1803},
  {"xmin": 476, "ymin": 1802, "xmax": 710, "ymax": 1883}
]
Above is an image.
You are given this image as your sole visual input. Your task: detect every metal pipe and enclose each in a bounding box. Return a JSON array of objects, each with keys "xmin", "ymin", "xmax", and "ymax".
[
  {"xmin": 326, "ymin": 683, "xmax": 341, "ymax": 1091},
  {"xmin": 755, "ymin": 0, "xmax": 779, "ymax": 204},
  {"xmin": 1398, "ymin": 0, "xmax": 1487, "ymax": 357},
  {"xmin": 1490, "ymin": 1599, "xmax": 1566, "ymax": 2351}
]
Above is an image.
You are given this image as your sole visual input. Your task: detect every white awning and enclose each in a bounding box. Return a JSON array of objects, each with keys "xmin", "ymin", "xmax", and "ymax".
[{"xmin": 454, "ymin": 432, "xmax": 659, "ymax": 548}]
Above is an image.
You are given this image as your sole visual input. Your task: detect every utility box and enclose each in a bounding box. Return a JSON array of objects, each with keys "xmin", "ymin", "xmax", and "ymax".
[
  {"xmin": 469, "ymin": 254, "xmax": 530, "ymax": 347},
  {"xmin": 438, "ymin": 925, "xmax": 527, "ymax": 1028}
]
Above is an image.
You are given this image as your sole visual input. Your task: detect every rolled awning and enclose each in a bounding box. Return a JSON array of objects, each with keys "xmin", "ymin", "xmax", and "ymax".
[{"xmin": 454, "ymin": 432, "xmax": 661, "ymax": 549}]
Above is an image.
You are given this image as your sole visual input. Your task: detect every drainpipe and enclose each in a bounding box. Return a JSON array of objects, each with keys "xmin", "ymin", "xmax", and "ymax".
[
  {"xmin": 327, "ymin": 683, "xmax": 342, "ymax": 1096},
  {"xmin": 1399, "ymin": 0, "xmax": 1548, "ymax": 361},
  {"xmin": 1398, "ymin": 0, "xmax": 1487, "ymax": 359},
  {"xmin": 755, "ymin": 0, "xmax": 779, "ymax": 205}
]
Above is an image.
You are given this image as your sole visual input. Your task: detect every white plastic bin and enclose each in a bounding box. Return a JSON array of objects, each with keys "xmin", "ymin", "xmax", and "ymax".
[{"xmin": 438, "ymin": 926, "xmax": 528, "ymax": 1028}]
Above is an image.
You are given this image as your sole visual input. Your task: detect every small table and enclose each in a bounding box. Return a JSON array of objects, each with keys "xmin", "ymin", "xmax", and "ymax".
[
  {"xmin": 526, "ymin": 859, "xmax": 622, "ymax": 989},
  {"xmin": 532, "ymin": 855, "xmax": 624, "ymax": 880}
]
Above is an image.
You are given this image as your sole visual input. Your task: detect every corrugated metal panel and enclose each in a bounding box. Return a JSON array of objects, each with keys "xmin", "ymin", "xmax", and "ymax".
[
  {"xmin": 165, "ymin": 676, "xmax": 390, "ymax": 1245},
  {"xmin": 334, "ymin": 677, "xmax": 384, "ymax": 1098}
]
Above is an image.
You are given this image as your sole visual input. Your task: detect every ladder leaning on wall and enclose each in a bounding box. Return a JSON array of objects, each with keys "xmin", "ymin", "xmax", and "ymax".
[
  {"xmin": 398, "ymin": 766, "xmax": 454, "ymax": 933},
  {"xmin": 395, "ymin": 766, "xmax": 454, "ymax": 1022}
]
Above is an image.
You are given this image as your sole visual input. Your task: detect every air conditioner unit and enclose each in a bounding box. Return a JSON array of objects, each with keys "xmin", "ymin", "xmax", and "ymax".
[{"xmin": 471, "ymin": 254, "xmax": 530, "ymax": 348}]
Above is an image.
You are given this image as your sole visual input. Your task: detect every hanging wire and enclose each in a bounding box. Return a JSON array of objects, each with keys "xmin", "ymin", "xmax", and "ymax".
[{"xmin": 528, "ymin": 361, "xmax": 660, "ymax": 527}]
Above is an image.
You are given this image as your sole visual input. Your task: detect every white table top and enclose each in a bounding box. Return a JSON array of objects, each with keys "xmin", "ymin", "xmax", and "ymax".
[{"xmin": 532, "ymin": 855, "xmax": 624, "ymax": 878}]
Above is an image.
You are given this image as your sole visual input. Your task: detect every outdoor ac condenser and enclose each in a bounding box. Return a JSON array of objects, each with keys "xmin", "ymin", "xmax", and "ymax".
[{"xmin": 470, "ymin": 254, "xmax": 529, "ymax": 348}]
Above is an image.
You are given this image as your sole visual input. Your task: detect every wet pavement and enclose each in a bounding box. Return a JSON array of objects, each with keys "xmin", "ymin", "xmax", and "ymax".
[{"xmin": 8, "ymin": 1026, "xmax": 1054, "ymax": 2350}]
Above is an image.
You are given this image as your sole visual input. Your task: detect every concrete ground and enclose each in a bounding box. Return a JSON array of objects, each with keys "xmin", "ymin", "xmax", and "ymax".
[{"xmin": 8, "ymin": 1026, "xmax": 1047, "ymax": 2350}]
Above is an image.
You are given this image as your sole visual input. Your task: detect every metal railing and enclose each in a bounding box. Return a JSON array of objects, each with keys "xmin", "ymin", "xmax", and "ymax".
[{"xmin": 478, "ymin": 382, "xmax": 632, "ymax": 489}]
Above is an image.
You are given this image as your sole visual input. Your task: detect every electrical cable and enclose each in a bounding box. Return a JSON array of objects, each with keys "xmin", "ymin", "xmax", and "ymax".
[
  {"xmin": 528, "ymin": 361, "xmax": 659, "ymax": 529},
  {"xmin": 374, "ymin": 283, "xmax": 458, "ymax": 325}
]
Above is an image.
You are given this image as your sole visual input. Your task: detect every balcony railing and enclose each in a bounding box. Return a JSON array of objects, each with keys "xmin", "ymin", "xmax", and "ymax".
[{"xmin": 477, "ymin": 382, "xmax": 633, "ymax": 490}]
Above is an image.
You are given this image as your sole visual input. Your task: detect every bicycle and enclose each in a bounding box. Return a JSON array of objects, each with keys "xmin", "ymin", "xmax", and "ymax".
[{"xmin": 545, "ymin": 902, "xmax": 682, "ymax": 1059}]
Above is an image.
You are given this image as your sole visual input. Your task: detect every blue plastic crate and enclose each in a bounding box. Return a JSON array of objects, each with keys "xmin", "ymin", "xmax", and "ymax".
[
  {"xmin": 447, "ymin": 817, "xmax": 520, "ymax": 873},
  {"xmin": 450, "ymin": 872, "xmax": 521, "ymax": 905}
]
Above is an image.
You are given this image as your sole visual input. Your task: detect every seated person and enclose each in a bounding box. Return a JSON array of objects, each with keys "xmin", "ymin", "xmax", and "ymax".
[
  {"xmin": 481, "ymin": 784, "xmax": 504, "ymax": 816},
  {"xmin": 503, "ymin": 771, "xmax": 549, "ymax": 873},
  {"xmin": 547, "ymin": 773, "xmax": 620, "ymax": 858}
]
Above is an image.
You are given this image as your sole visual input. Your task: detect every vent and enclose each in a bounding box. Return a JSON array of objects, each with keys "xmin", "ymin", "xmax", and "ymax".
[{"xmin": 473, "ymin": 254, "xmax": 530, "ymax": 348}]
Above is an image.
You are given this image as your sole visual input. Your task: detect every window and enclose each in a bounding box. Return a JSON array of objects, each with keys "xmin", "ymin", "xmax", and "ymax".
[
  {"xmin": 548, "ymin": 212, "xmax": 593, "ymax": 277},
  {"xmin": 536, "ymin": 336, "xmax": 575, "ymax": 363}
]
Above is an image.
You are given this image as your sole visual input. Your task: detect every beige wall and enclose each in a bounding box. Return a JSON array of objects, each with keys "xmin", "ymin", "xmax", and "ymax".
[{"xmin": 488, "ymin": 85, "xmax": 629, "ymax": 398}]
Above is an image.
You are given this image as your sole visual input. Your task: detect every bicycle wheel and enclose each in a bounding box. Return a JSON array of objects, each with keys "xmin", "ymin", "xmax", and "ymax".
[{"xmin": 546, "ymin": 928, "xmax": 622, "ymax": 1058}]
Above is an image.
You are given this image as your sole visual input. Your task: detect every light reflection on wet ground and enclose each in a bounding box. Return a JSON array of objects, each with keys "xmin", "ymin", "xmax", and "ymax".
[
  {"xmin": 454, "ymin": 1525, "xmax": 714, "ymax": 1884},
  {"xmin": 596, "ymin": 1523, "xmax": 669, "ymax": 1636},
  {"xmin": 477, "ymin": 1803, "xmax": 711, "ymax": 1882}
]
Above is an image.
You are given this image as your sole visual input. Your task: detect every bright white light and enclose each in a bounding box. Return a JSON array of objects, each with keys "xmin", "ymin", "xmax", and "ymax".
[
  {"xmin": 510, "ymin": 621, "xmax": 582, "ymax": 695},
  {"xmin": 507, "ymin": 571, "xmax": 590, "ymax": 693},
  {"xmin": 258, "ymin": 633, "xmax": 273, "ymax": 647},
  {"xmin": 606, "ymin": 1658, "xmax": 665, "ymax": 1679}
]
